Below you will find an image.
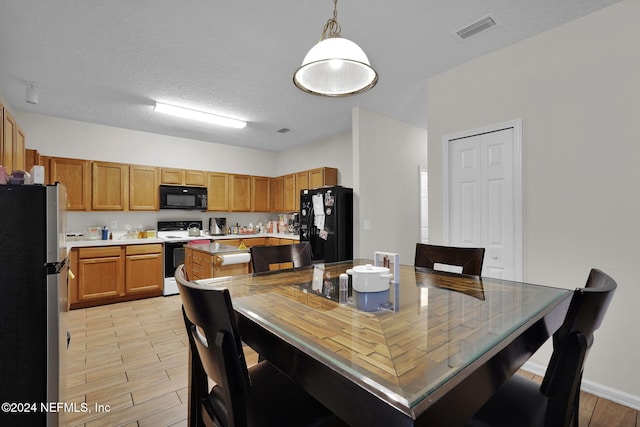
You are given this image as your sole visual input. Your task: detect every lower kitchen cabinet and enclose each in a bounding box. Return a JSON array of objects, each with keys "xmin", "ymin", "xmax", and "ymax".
[
  {"xmin": 69, "ymin": 243, "xmax": 164, "ymax": 309},
  {"xmin": 125, "ymin": 244, "xmax": 163, "ymax": 294},
  {"xmin": 185, "ymin": 246, "xmax": 249, "ymax": 281},
  {"xmin": 75, "ymin": 246, "xmax": 125, "ymax": 303}
]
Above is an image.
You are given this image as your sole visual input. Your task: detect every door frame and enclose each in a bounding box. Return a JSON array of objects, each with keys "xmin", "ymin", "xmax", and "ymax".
[{"xmin": 442, "ymin": 119, "xmax": 523, "ymax": 280}]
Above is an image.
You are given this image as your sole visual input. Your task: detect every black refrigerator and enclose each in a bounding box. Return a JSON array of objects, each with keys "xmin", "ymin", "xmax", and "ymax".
[
  {"xmin": 300, "ymin": 185, "xmax": 353, "ymax": 262},
  {"xmin": 0, "ymin": 184, "xmax": 68, "ymax": 427}
]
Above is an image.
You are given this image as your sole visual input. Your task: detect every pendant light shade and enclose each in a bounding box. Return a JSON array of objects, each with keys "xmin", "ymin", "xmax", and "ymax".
[{"xmin": 293, "ymin": 0, "xmax": 378, "ymax": 97}]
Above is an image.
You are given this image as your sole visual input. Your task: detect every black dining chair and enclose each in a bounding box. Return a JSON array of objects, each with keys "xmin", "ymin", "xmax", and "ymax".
[
  {"xmin": 414, "ymin": 243, "xmax": 485, "ymax": 276},
  {"xmin": 250, "ymin": 242, "xmax": 313, "ymax": 273},
  {"xmin": 465, "ymin": 268, "xmax": 617, "ymax": 427},
  {"xmin": 175, "ymin": 264, "xmax": 343, "ymax": 427}
]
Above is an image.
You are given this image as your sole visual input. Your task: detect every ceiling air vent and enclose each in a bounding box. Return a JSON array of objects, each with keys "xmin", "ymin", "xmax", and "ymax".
[{"xmin": 455, "ymin": 15, "xmax": 498, "ymax": 40}]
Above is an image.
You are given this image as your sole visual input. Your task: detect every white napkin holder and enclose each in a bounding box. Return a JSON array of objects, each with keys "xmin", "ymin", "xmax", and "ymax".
[{"xmin": 374, "ymin": 251, "xmax": 399, "ymax": 284}]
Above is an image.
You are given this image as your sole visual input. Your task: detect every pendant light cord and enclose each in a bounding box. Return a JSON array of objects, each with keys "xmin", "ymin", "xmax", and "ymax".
[{"xmin": 320, "ymin": 0, "xmax": 341, "ymax": 40}]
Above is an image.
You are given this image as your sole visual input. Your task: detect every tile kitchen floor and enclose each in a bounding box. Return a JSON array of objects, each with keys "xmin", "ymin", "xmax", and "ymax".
[{"xmin": 63, "ymin": 295, "xmax": 637, "ymax": 426}]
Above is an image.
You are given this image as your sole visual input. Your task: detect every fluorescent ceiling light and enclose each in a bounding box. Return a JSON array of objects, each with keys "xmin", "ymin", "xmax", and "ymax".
[{"xmin": 154, "ymin": 102, "xmax": 246, "ymax": 129}]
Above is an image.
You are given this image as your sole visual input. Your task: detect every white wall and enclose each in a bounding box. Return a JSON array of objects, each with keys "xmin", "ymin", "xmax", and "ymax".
[
  {"xmin": 14, "ymin": 112, "xmax": 281, "ymax": 232},
  {"xmin": 15, "ymin": 112, "xmax": 278, "ymax": 176},
  {"xmin": 353, "ymin": 107, "xmax": 427, "ymax": 263},
  {"xmin": 276, "ymin": 130, "xmax": 353, "ymax": 188},
  {"xmin": 427, "ymin": 0, "xmax": 639, "ymax": 405}
]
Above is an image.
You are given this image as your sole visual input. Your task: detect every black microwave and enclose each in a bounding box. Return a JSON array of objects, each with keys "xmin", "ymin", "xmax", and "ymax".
[{"xmin": 159, "ymin": 185, "xmax": 208, "ymax": 210}]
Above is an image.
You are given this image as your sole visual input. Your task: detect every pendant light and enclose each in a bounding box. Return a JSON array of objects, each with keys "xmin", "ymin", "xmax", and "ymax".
[{"xmin": 293, "ymin": 0, "xmax": 378, "ymax": 97}]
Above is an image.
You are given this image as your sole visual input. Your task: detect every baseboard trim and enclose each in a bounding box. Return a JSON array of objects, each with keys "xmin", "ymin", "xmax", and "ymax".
[{"xmin": 522, "ymin": 361, "xmax": 640, "ymax": 411}]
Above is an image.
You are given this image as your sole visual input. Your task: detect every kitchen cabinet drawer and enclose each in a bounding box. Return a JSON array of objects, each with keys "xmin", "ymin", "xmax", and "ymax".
[
  {"xmin": 241, "ymin": 237, "xmax": 267, "ymax": 247},
  {"xmin": 125, "ymin": 243, "xmax": 162, "ymax": 255},
  {"xmin": 79, "ymin": 246, "xmax": 121, "ymax": 258}
]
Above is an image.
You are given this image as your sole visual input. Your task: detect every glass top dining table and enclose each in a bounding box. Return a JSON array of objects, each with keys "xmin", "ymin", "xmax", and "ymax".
[{"xmin": 196, "ymin": 259, "xmax": 572, "ymax": 426}]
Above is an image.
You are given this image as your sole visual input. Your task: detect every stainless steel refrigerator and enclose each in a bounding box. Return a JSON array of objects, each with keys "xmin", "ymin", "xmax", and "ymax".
[
  {"xmin": 0, "ymin": 184, "xmax": 69, "ymax": 426},
  {"xmin": 300, "ymin": 185, "xmax": 353, "ymax": 262}
]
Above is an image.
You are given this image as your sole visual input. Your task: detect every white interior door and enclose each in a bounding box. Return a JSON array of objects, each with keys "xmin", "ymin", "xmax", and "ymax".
[{"xmin": 443, "ymin": 120, "xmax": 522, "ymax": 280}]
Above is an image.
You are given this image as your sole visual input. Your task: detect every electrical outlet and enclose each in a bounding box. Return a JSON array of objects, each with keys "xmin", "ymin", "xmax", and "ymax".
[{"xmin": 110, "ymin": 221, "xmax": 118, "ymax": 230}]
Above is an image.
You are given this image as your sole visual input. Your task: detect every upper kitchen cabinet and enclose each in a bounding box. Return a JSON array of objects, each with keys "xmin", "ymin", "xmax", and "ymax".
[
  {"xmin": 270, "ymin": 176, "xmax": 284, "ymax": 212},
  {"xmin": 185, "ymin": 170, "xmax": 206, "ymax": 186},
  {"xmin": 2, "ymin": 108, "xmax": 16, "ymax": 173},
  {"xmin": 129, "ymin": 165, "xmax": 159, "ymax": 211},
  {"xmin": 282, "ymin": 174, "xmax": 296, "ymax": 212},
  {"xmin": 207, "ymin": 172, "xmax": 229, "ymax": 211},
  {"xmin": 0, "ymin": 106, "xmax": 26, "ymax": 174},
  {"xmin": 252, "ymin": 176, "xmax": 271, "ymax": 212},
  {"xmin": 160, "ymin": 168, "xmax": 183, "ymax": 185},
  {"xmin": 92, "ymin": 161, "xmax": 129, "ymax": 210},
  {"xmin": 49, "ymin": 157, "xmax": 91, "ymax": 210},
  {"xmin": 230, "ymin": 174, "xmax": 251, "ymax": 212},
  {"xmin": 309, "ymin": 167, "xmax": 338, "ymax": 189},
  {"xmin": 160, "ymin": 167, "xmax": 206, "ymax": 186},
  {"xmin": 25, "ymin": 148, "xmax": 41, "ymax": 172},
  {"xmin": 295, "ymin": 171, "xmax": 309, "ymax": 212},
  {"xmin": 13, "ymin": 124, "xmax": 25, "ymax": 172}
]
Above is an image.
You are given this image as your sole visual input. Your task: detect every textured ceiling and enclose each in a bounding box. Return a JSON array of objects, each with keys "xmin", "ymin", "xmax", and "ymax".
[{"xmin": 0, "ymin": 0, "xmax": 620, "ymax": 152}]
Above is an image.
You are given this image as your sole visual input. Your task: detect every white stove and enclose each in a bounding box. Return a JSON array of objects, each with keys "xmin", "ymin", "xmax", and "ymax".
[{"xmin": 158, "ymin": 220, "xmax": 214, "ymax": 295}]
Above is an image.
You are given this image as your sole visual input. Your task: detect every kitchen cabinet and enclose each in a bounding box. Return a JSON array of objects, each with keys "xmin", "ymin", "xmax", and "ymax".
[
  {"xmin": 92, "ymin": 161, "xmax": 129, "ymax": 210},
  {"xmin": 76, "ymin": 246, "xmax": 125, "ymax": 302},
  {"xmin": 161, "ymin": 168, "xmax": 206, "ymax": 186},
  {"xmin": 185, "ymin": 245, "xmax": 249, "ymax": 281},
  {"xmin": 252, "ymin": 176, "xmax": 271, "ymax": 212},
  {"xmin": 160, "ymin": 168, "xmax": 184, "ymax": 185},
  {"xmin": 283, "ymin": 174, "xmax": 296, "ymax": 212},
  {"xmin": 125, "ymin": 244, "xmax": 163, "ymax": 294},
  {"xmin": 230, "ymin": 174, "xmax": 251, "ymax": 212},
  {"xmin": 25, "ymin": 148, "xmax": 41, "ymax": 172},
  {"xmin": 295, "ymin": 171, "xmax": 309, "ymax": 212},
  {"xmin": 129, "ymin": 165, "xmax": 159, "ymax": 210},
  {"xmin": 70, "ymin": 243, "xmax": 164, "ymax": 308},
  {"xmin": 185, "ymin": 170, "xmax": 206, "ymax": 186},
  {"xmin": 207, "ymin": 172, "xmax": 229, "ymax": 211},
  {"xmin": 309, "ymin": 167, "xmax": 338, "ymax": 189},
  {"xmin": 270, "ymin": 176, "xmax": 284, "ymax": 212},
  {"xmin": 49, "ymin": 157, "xmax": 91, "ymax": 210},
  {"xmin": 13, "ymin": 124, "xmax": 25, "ymax": 172},
  {"xmin": 2, "ymin": 109, "xmax": 16, "ymax": 173},
  {"xmin": 0, "ymin": 103, "xmax": 3, "ymax": 170}
]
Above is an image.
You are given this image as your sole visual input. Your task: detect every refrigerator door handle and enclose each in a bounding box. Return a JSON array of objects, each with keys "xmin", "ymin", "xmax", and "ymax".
[{"xmin": 45, "ymin": 257, "xmax": 69, "ymax": 275}]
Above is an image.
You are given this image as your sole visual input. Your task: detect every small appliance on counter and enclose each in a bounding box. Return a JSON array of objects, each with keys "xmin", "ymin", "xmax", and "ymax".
[{"xmin": 209, "ymin": 217, "xmax": 227, "ymax": 235}]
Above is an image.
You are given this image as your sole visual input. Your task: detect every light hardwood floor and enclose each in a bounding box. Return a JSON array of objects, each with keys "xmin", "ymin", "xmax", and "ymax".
[{"xmin": 64, "ymin": 295, "xmax": 638, "ymax": 427}]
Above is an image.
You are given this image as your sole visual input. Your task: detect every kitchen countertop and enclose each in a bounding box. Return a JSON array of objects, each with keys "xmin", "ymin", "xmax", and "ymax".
[
  {"xmin": 210, "ymin": 233, "xmax": 300, "ymax": 241},
  {"xmin": 66, "ymin": 238, "xmax": 165, "ymax": 250},
  {"xmin": 65, "ymin": 233, "xmax": 299, "ymax": 250},
  {"xmin": 186, "ymin": 242, "xmax": 250, "ymax": 255}
]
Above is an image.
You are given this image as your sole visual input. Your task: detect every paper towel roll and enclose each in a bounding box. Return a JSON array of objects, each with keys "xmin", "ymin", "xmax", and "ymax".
[{"xmin": 218, "ymin": 252, "xmax": 251, "ymax": 266}]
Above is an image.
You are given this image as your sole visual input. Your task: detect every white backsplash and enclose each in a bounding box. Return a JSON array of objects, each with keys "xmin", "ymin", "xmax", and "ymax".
[{"xmin": 67, "ymin": 211, "xmax": 289, "ymax": 238}]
